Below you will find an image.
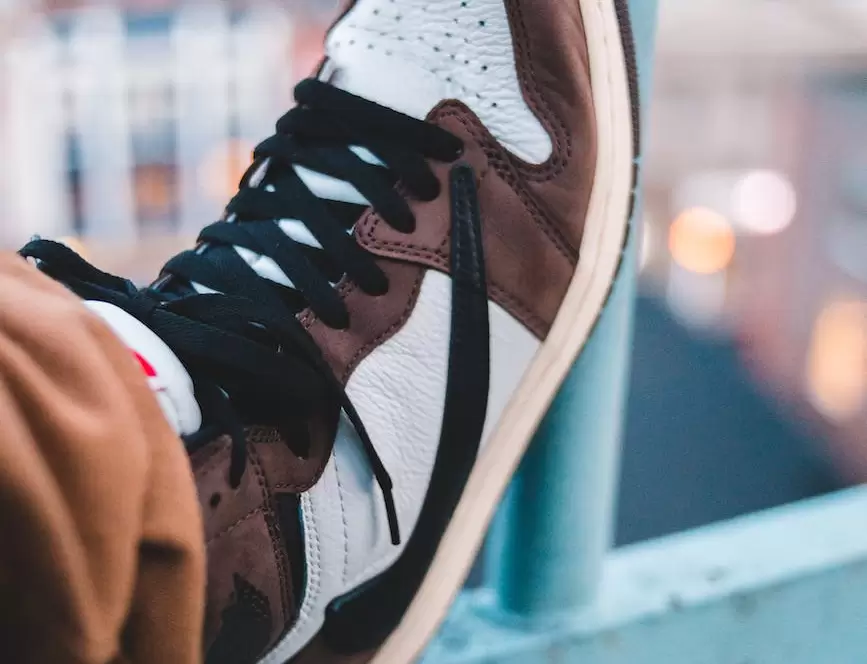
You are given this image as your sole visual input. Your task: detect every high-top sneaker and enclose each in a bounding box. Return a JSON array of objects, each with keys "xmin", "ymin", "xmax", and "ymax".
[{"xmin": 21, "ymin": 1, "xmax": 639, "ymax": 662}]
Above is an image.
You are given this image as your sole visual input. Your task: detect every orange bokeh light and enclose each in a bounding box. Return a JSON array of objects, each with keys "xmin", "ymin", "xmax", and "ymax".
[
  {"xmin": 668, "ymin": 207, "xmax": 736, "ymax": 275},
  {"xmin": 805, "ymin": 299, "xmax": 867, "ymax": 422}
]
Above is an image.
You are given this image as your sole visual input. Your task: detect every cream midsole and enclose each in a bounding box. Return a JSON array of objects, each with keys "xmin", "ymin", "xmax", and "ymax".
[{"xmin": 370, "ymin": 0, "xmax": 635, "ymax": 661}]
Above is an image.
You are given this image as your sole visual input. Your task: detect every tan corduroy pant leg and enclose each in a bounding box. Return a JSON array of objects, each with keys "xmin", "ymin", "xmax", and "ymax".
[{"xmin": 0, "ymin": 252, "xmax": 205, "ymax": 664}]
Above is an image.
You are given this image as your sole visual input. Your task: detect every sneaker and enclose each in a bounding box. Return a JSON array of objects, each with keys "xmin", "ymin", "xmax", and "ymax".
[{"xmin": 21, "ymin": 0, "xmax": 638, "ymax": 661}]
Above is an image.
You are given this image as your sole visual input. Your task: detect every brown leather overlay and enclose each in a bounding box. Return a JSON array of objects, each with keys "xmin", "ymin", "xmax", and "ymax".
[
  {"xmin": 506, "ymin": 0, "xmax": 597, "ymax": 190},
  {"xmin": 302, "ymin": 259, "xmax": 426, "ymax": 383},
  {"xmin": 356, "ymin": 103, "xmax": 578, "ymax": 339},
  {"xmin": 349, "ymin": 0, "xmax": 598, "ymax": 340}
]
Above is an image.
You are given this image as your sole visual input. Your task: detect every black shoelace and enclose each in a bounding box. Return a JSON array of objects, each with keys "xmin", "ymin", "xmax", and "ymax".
[{"xmin": 20, "ymin": 78, "xmax": 464, "ymax": 546}]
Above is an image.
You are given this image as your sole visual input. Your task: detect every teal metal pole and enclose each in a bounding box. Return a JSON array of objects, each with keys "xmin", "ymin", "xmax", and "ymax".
[{"xmin": 485, "ymin": 0, "xmax": 658, "ymax": 620}]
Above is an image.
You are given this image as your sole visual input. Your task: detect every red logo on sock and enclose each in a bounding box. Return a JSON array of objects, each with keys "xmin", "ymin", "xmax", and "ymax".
[{"xmin": 133, "ymin": 351, "xmax": 158, "ymax": 378}]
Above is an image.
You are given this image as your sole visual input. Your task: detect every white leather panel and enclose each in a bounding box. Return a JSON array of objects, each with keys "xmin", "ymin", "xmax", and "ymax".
[
  {"xmin": 260, "ymin": 271, "xmax": 540, "ymax": 663},
  {"xmin": 325, "ymin": 0, "xmax": 552, "ymax": 164}
]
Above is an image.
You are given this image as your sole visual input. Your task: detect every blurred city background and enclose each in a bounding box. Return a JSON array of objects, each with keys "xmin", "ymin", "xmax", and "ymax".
[{"xmin": 0, "ymin": 0, "xmax": 865, "ymax": 544}]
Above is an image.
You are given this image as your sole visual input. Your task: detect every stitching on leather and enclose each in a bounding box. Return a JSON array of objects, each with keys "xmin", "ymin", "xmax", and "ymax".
[
  {"xmin": 207, "ymin": 506, "xmax": 263, "ymax": 544},
  {"xmin": 442, "ymin": 106, "xmax": 577, "ymax": 260},
  {"xmin": 194, "ymin": 438, "xmax": 231, "ymax": 477},
  {"xmin": 268, "ymin": 446, "xmax": 329, "ymax": 497},
  {"xmin": 361, "ymin": 106, "xmax": 576, "ymax": 265},
  {"xmin": 272, "ymin": 474, "xmax": 315, "ymax": 492},
  {"xmin": 341, "ymin": 267, "xmax": 425, "ymax": 382},
  {"xmin": 359, "ymin": 215, "xmax": 448, "ymax": 263},
  {"xmin": 294, "ymin": 493, "xmax": 321, "ymax": 625},
  {"xmin": 299, "ymin": 278, "xmax": 354, "ymax": 331},
  {"xmin": 288, "ymin": 266, "xmax": 424, "ymax": 489},
  {"xmin": 505, "ymin": 0, "xmax": 571, "ymax": 181},
  {"xmin": 332, "ymin": 452, "xmax": 351, "ymax": 584},
  {"xmin": 268, "ymin": 436, "xmax": 334, "ymax": 493},
  {"xmin": 251, "ymin": 418, "xmax": 333, "ymax": 494},
  {"xmin": 490, "ymin": 283, "xmax": 547, "ymax": 338},
  {"xmin": 250, "ymin": 447, "xmax": 292, "ymax": 622}
]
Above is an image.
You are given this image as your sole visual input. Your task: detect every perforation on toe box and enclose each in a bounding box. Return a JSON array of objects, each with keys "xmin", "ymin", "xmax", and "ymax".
[{"xmin": 326, "ymin": 0, "xmax": 552, "ymax": 164}]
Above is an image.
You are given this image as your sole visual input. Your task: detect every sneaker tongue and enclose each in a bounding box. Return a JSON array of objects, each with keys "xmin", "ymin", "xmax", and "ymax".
[{"xmin": 85, "ymin": 301, "xmax": 202, "ymax": 436}]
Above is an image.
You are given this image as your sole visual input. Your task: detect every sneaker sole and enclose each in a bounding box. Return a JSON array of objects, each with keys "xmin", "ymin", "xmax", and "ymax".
[{"xmin": 370, "ymin": 0, "xmax": 639, "ymax": 661}]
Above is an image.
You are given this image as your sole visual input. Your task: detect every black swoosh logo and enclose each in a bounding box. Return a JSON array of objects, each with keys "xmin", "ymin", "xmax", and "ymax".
[
  {"xmin": 205, "ymin": 574, "xmax": 273, "ymax": 664},
  {"xmin": 322, "ymin": 162, "xmax": 491, "ymax": 653}
]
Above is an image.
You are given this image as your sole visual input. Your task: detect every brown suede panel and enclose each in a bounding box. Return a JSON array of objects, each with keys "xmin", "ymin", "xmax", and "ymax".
[
  {"xmin": 250, "ymin": 422, "xmax": 336, "ymax": 493},
  {"xmin": 195, "ymin": 437, "xmax": 261, "ymax": 544},
  {"xmin": 203, "ymin": 510, "xmax": 285, "ymax": 655},
  {"xmin": 193, "ymin": 431, "xmax": 311, "ymax": 657},
  {"xmin": 356, "ymin": 103, "xmax": 577, "ymax": 338},
  {"xmin": 302, "ymin": 259, "xmax": 426, "ymax": 382}
]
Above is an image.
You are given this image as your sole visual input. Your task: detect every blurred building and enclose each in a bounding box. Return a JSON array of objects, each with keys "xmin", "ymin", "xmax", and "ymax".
[{"xmin": 0, "ymin": 0, "xmax": 338, "ymax": 260}]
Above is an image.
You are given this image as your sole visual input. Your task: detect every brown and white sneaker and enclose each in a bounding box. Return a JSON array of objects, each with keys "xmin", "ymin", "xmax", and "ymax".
[{"xmin": 21, "ymin": 0, "xmax": 638, "ymax": 662}]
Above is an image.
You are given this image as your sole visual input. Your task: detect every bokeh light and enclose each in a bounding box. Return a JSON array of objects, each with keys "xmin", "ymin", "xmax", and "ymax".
[
  {"xmin": 668, "ymin": 207, "xmax": 736, "ymax": 275},
  {"xmin": 731, "ymin": 170, "xmax": 797, "ymax": 235},
  {"xmin": 805, "ymin": 299, "xmax": 867, "ymax": 423}
]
